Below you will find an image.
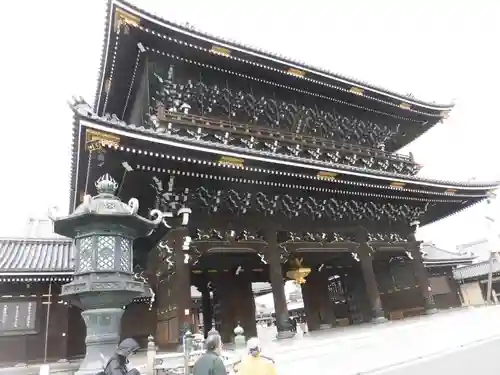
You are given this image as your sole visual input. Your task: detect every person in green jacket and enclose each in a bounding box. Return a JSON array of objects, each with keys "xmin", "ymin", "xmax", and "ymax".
[{"xmin": 193, "ymin": 333, "xmax": 227, "ymax": 375}]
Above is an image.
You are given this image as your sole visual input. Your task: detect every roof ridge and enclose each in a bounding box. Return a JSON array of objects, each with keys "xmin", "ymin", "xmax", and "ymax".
[
  {"xmin": 456, "ymin": 238, "xmax": 490, "ymax": 248},
  {"xmin": 425, "ymin": 244, "xmax": 469, "ymax": 256},
  {"xmin": 459, "ymin": 257, "xmax": 500, "ymax": 269},
  {"xmin": 94, "ymin": 0, "xmax": 454, "ymax": 112},
  {"xmin": 0, "ymin": 237, "xmax": 72, "ymax": 243}
]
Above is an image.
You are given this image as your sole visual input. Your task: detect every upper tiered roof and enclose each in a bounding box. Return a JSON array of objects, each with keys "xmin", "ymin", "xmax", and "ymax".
[{"xmin": 94, "ymin": 0, "xmax": 454, "ymax": 152}]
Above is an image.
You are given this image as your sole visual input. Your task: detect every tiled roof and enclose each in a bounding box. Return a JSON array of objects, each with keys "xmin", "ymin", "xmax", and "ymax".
[
  {"xmin": 0, "ymin": 238, "xmax": 74, "ymax": 274},
  {"xmin": 421, "ymin": 242, "xmax": 476, "ymax": 265},
  {"xmin": 0, "ymin": 236, "xmax": 273, "ymax": 297},
  {"xmin": 453, "ymin": 258, "xmax": 500, "ymax": 280},
  {"xmin": 97, "ymin": 1, "xmax": 453, "ymax": 111},
  {"xmin": 456, "ymin": 238, "xmax": 500, "ymax": 263}
]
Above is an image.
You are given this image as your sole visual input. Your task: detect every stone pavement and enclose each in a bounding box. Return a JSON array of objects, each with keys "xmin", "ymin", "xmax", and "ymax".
[
  {"xmin": 371, "ymin": 335, "xmax": 500, "ymax": 375},
  {"xmin": 274, "ymin": 306, "xmax": 500, "ymax": 375},
  {"xmin": 2, "ymin": 306, "xmax": 500, "ymax": 374}
]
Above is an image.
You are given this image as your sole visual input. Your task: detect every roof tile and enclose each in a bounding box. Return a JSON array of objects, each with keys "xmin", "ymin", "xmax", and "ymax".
[
  {"xmin": 0, "ymin": 238, "xmax": 74, "ymax": 273},
  {"xmin": 453, "ymin": 258, "xmax": 500, "ymax": 280}
]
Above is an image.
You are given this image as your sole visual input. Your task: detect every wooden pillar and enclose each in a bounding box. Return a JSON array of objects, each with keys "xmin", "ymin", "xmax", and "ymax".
[
  {"xmin": 156, "ymin": 227, "xmax": 192, "ymax": 349},
  {"xmin": 301, "ymin": 270, "xmax": 335, "ymax": 330},
  {"xmin": 233, "ymin": 272, "xmax": 257, "ymax": 339},
  {"xmin": 213, "ymin": 272, "xmax": 233, "ymax": 343},
  {"xmin": 313, "ymin": 270, "xmax": 336, "ymax": 328},
  {"xmin": 200, "ymin": 285, "xmax": 213, "ymax": 337},
  {"xmin": 155, "ymin": 277, "xmax": 175, "ymax": 349},
  {"xmin": 358, "ymin": 243, "xmax": 387, "ymax": 323},
  {"xmin": 410, "ymin": 241, "xmax": 438, "ymax": 314},
  {"xmin": 172, "ymin": 227, "xmax": 192, "ymax": 339},
  {"xmin": 213, "ymin": 271, "xmax": 257, "ymax": 343},
  {"xmin": 54, "ymin": 290, "xmax": 70, "ymax": 361},
  {"xmin": 343, "ymin": 267, "xmax": 372, "ymax": 324},
  {"xmin": 265, "ymin": 229, "xmax": 294, "ymax": 338},
  {"xmin": 301, "ymin": 279, "xmax": 319, "ymax": 331}
]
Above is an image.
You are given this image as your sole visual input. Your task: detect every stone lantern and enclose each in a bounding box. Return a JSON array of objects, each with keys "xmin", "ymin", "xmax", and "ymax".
[{"xmin": 50, "ymin": 174, "xmax": 163, "ymax": 375}]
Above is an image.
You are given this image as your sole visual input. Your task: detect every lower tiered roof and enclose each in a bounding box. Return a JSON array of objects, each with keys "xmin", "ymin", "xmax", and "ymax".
[
  {"xmin": 69, "ymin": 100, "xmax": 499, "ymax": 226},
  {"xmin": 453, "ymin": 258, "xmax": 500, "ymax": 281},
  {"xmin": 421, "ymin": 242, "xmax": 476, "ymax": 267}
]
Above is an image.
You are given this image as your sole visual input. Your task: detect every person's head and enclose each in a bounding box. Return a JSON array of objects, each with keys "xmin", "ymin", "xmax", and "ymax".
[
  {"xmin": 246, "ymin": 337, "xmax": 261, "ymax": 357},
  {"xmin": 205, "ymin": 333, "xmax": 222, "ymax": 355},
  {"xmin": 116, "ymin": 338, "xmax": 140, "ymax": 359}
]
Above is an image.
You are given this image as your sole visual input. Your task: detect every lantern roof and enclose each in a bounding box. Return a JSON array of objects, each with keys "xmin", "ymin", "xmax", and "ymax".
[{"xmin": 52, "ymin": 174, "xmax": 161, "ymax": 238}]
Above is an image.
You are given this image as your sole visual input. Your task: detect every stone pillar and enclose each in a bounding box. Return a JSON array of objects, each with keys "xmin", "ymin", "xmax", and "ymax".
[
  {"xmin": 410, "ymin": 241, "xmax": 438, "ymax": 314},
  {"xmin": 358, "ymin": 244, "xmax": 387, "ymax": 323},
  {"xmin": 265, "ymin": 229, "xmax": 294, "ymax": 339},
  {"xmin": 172, "ymin": 227, "xmax": 193, "ymax": 340},
  {"xmin": 80, "ymin": 308, "xmax": 124, "ymax": 370}
]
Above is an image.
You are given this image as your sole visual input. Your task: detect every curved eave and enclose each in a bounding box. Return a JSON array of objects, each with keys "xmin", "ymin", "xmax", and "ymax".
[
  {"xmin": 424, "ymin": 258, "xmax": 475, "ymax": 267},
  {"xmin": 94, "ymin": 0, "xmax": 453, "ymax": 115},
  {"xmin": 77, "ymin": 115, "xmax": 500, "ymax": 193}
]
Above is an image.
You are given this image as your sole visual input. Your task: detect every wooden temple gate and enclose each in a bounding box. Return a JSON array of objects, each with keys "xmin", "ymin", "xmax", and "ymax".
[
  {"xmin": 64, "ymin": 0, "xmax": 495, "ymax": 350},
  {"xmin": 132, "ymin": 165, "xmax": 439, "ymax": 346}
]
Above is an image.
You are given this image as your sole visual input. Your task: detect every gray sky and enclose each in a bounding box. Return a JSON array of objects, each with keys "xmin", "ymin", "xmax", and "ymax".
[{"xmin": 0, "ymin": 0, "xmax": 499, "ymax": 249}]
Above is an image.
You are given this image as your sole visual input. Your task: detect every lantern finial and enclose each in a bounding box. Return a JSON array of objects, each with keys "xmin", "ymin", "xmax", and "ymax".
[{"xmin": 95, "ymin": 173, "xmax": 118, "ymax": 195}]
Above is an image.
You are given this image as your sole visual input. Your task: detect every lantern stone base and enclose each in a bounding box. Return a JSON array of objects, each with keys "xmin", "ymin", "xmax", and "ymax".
[{"xmin": 76, "ymin": 308, "xmax": 124, "ymax": 375}]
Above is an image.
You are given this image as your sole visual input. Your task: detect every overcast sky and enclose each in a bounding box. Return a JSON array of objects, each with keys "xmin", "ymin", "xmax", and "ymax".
[{"xmin": 0, "ymin": 0, "xmax": 499, "ymax": 249}]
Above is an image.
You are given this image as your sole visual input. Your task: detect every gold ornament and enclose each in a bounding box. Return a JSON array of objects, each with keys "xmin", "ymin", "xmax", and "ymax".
[{"xmin": 285, "ymin": 258, "xmax": 311, "ymax": 284}]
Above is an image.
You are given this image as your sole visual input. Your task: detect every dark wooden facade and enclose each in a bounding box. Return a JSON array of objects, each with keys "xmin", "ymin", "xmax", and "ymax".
[
  {"xmin": 65, "ymin": 0, "xmax": 499, "ymax": 347},
  {"xmin": 4, "ymin": 0, "xmax": 495, "ymax": 362},
  {"xmin": 0, "ymin": 239, "xmax": 473, "ymax": 365},
  {"xmin": 0, "ymin": 273, "xmax": 201, "ymax": 365},
  {"xmin": 0, "ymin": 279, "xmax": 86, "ymax": 365}
]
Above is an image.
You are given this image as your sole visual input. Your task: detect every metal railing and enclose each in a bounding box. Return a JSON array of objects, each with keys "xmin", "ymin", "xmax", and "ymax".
[{"xmin": 146, "ymin": 331, "xmax": 243, "ymax": 375}]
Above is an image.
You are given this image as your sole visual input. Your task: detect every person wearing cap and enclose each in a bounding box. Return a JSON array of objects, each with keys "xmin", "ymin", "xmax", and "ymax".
[
  {"xmin": 193, "ymin": 333, "xmax": 227, "ymax": 375},
  {"xmin": 234, "ymin": 337, "xmax": 276, "ymax": 375},
  {"xmin": 101, "ymin": 338, "xmax": 141, "ymax": 375}
]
